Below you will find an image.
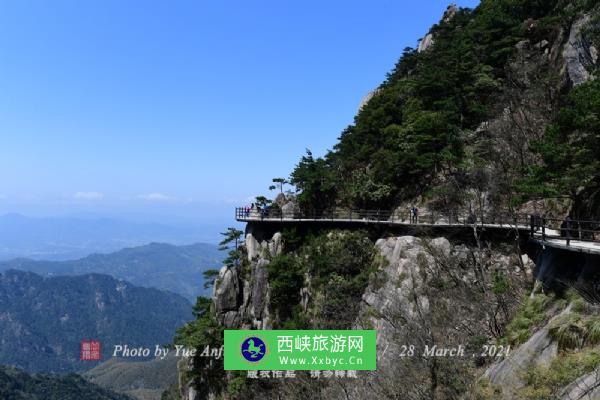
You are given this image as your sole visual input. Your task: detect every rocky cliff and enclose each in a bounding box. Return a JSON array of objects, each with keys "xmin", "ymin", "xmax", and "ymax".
[
  {"xmin": 176, "ymin": 227, "xmax": 600, "ymax": 400},
  {"xmin": 177, "ymin": 230, "xmax": 281, "ymax": 400},
  {"xmin": 172, "ymin": 2, "xmax": 600, "ymax": 399},
  {"xmin": 213, "ymin": 230, "xmax": 281, "ymax": 331}
]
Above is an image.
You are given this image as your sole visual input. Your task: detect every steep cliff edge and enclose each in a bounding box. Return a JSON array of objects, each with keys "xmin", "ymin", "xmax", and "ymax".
[
  {"xmin": 175, "ymin": 231, "xmax": 281, "ymax": 400},
  {"xmin": 171, "ymin": 2, "xmax": 600, "ymax": 399},
  {"xmin": 175, "ymin": 229, "xmax": 600, "ymax": 400}
]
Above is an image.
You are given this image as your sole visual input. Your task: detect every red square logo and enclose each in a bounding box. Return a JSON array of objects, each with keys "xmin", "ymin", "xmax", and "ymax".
[{"xmin": 80, "ymin": 340, "xmax": 101, "ymax": 361}]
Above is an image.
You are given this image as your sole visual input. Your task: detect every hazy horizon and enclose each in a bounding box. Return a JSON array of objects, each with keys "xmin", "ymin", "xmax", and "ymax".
[{"xmin": 0, "ymin": 212, "xmax": 235, "ymax": 261}]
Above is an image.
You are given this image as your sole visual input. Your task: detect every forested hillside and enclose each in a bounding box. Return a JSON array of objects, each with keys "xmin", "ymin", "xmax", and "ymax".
[
  {"xmin": 175, "ymin": 1, "xmax": 600, "ymax": 399},
  {"xmin": 289, "ymin": 0, "xmax": 599, "ymax": 220},
  {"xmin": 0, "ymin": 270, "xmax": 192, "ymax": 373}
]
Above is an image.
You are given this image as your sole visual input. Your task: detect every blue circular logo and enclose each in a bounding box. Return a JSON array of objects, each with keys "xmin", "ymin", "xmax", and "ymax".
[{"xmin": 241, "ymin": 336, "xmax": 266, "ymax": 362}]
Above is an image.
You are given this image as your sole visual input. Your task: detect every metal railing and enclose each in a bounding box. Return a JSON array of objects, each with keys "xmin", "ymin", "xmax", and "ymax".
[
  {"xmin": 235, "ymin": 207, "xmax": 600, "ymax": 249},
  {"xmin": 235, "ymin": 207, "xmax": 531, "ymax": 227},
  {"xmin": 529, "ymin": 216, "xmax": 600, "ymax": 245}
]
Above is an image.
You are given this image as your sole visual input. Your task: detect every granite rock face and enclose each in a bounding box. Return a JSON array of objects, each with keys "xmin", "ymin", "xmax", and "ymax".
[
  {"xmin": 317, "ymin": 235, "xmax": 534, "ymax": 399},
  {"xmin": 417, "ymin": 4, "xmax": 457, "ymax": 53},
  {"xmin": 563, "ymin": 14, "xmax": 598, "ymax": 86},
  {"xmin": 212, "ymin": 232, "xmax": 281, "ymax": 330},
  {"xmin": 178, "ymin": 232, "xmax": 282, "ymax": 400},
  {"xmin": 484, "ymin": 310, "xmax": 566, "ymax": 397},
  {"xmin": 417, "ymin": 33, "xmax": 435, "ymax": 53},
  {"xmin": 357, "ymin": 88, "xmax": 380, "ymax": 112},
  {"xmin": 560, "ymin": 367, "xmax": 600, "ymax": 399}
]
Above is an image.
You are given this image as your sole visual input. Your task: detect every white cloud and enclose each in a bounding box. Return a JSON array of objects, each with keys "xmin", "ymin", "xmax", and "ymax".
[
  {"xmin": 74, "ymin": 191, "xmax": 104, "ymax": 200},
  {"xmin": 138, "ymin": 192, "xmax": 176, "ymax": 202}
]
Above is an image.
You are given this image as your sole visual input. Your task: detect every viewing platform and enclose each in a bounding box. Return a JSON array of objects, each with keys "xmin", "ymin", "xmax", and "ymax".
[{"xmin": 235, "ymin": 207, "xmax": 600, "ymax": 256}]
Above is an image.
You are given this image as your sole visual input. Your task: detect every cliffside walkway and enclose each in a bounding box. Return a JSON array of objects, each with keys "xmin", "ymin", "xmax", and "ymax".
[{"xmin": 235, "ymin": 207, "xmax": 600, "ymax": 255}]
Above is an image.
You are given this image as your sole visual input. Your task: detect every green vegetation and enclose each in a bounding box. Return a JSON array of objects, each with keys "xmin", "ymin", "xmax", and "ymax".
[
  {"xmin": 500, "ymin": 293, "xmax": 561, "ymax": 346},
  {"xmin": 548, "ymin": 313, "xmax": 600, "ymax": 350},
  {"xmin": 266, "ymin": 254, "xmax": 304, "ymax": 323},
  {"xmin": 289, "ymin": 150, "xmax": 338, "ymax": 212},
  {"xmin": 267, "ymin": 230, "xmax": 377, "ymax": 329},
  {"xmin": 219, "ymin": 227, "xmax": 244, "ymax": 267},
  {"xmin": 516, "ymin": 349, "xmax": 600, "ymax": 399},
  {"xmin": 174, "ymin": 297, "xmax": 225, "ymax": 398},
  {"xmin": 494, "ymin": 288, "xmax": 600, "ymax": 398},
  {"xmin": 180, "ymin": 1, "xmax": 600, "ymax": 397},
  {"xmin": 0, "ymin": 269, "xmax": 192, "ymax": 373},
  {"xmin": 523, "ymin": 79, "xmax": 600, "ymax": 202},
  {"xmin": 201, "ymin": 227, "xmax": 244, "ymax": 290},
  {"xmin": 0, "ymin": 366, "xmax": 131, "ymax": 400},
  {"xmin": 281, "ymin": 0, "xmax": 600, "ymax": 220},
  {"xmin": 269, "ymin": 177, "xmax": 290, "ymax": 195},
  {"xmin": 288, "ymin": 0, "xmax": 549, "ymax": 211},
  {"xmin": 472, "ymin": 378, "xmax": 504, "ymax": 400}
]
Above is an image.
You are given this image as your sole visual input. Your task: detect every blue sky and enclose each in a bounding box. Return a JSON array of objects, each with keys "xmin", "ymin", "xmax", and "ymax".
[{"xmin": 0, "ymin": 0, "xmax": 480, "ymax": 225}]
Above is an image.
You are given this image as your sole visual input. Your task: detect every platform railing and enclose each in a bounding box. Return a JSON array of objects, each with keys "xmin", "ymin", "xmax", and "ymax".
[
  {"xmin": 529, "ymin": 216, "xmax": 600, "ymax": 245},
  {"xmin": 235, "ymin": 207, "xmax": 531, "ymax": 226},
  {"xmin": 235, "ymin": 207, "xmax": 600, "ymax": 248}
]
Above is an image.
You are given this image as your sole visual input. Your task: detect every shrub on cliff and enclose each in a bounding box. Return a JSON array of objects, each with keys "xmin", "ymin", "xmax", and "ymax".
[{"xmin": 267, "ymin": 230, "xmax": 377, "ymax": 329}]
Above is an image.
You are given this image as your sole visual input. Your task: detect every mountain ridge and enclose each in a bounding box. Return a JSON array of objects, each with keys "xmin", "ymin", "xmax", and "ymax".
[
  {"xmin": 0, "ymin": 242, "xmax": 222, "ymax": 302},
  {"xmin": 0, "ymin": 269, "xmax": 192, "ymax": 373}
]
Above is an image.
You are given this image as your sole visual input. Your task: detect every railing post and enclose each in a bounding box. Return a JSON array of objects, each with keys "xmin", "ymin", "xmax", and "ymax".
[
  {"xmin": 566, "ymin": 218, "xmax": 571, "ymax": 246},
  {"xmin": 542, "ymin": 218, "xmax": 546, "ymax": 242},
  {"xmin": 530, "ymin": 215, "xmax": 534, "ymax": 236}
]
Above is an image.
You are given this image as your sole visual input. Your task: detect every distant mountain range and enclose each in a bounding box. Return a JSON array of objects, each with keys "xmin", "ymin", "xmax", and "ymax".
[
  {"xmin": 0, "ymin": 270, "xmax": 192, "ymax": 373},
  {"xmin": 0, "ymin": 365, "xmax": 132, "ymax": 400},
  {"xmin": 0, "ymin": 242, "xmax": 223, "ymax": 301},
  {"xmin": 0, "ymin": 213, "xmax": 224, "ymax": 261}
]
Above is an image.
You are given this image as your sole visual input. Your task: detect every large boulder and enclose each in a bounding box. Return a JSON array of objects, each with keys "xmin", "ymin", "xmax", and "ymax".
[
  {"xmin": 268, "ymin": 232, "xmax": 282, "ymax": 256},
  {"xmin": 251, "ymin": 259, "xmax": 270, "ymax": 322},
  {"xmin": 281, "ymin": 202, "xmax": 297, "ymax": 219},
  {"xmin": 245, "ymin": 233, "xmax": 261, "ymax": 261},
  {"xmin": 274, "ymin": 193, "xmax": 287, "ymax": 207},
  {"xmin": 213, "ymin": 266, "xmax": 240, "ymax": 314},
  {"xmin": 484, "ymin": 308, "xmax": 568, "ymax": 397},
  {"xmin": 417, "ymin": 4, "xmax": 457, "ymax": 53},
  {"xmin": 418, "ymin": 33, "xmax": 434, "ymax": 53},
  {"xmin": 560, "ymin": 367, "xmax": 600, "ymax": 399}
]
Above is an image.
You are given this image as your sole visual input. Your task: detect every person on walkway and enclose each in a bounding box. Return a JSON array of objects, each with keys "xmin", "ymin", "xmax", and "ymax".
[
  {"xmin": 414, "ymin": 207, "xmax": 419, "ymax": 224},
  {"xmin": 409, "ymin": 207, "xmax": 415, "ymax": 224}
]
